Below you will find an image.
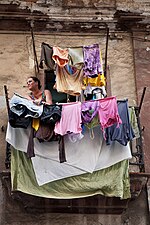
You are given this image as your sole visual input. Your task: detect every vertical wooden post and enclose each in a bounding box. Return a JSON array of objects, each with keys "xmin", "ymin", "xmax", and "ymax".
[
  {"xmin": 104, "ymin": 26, "xmax": 109, "ymax": 78},
  {"xmin": 30, "ymin": 21, "xmax": 39, "ymax": 76}
]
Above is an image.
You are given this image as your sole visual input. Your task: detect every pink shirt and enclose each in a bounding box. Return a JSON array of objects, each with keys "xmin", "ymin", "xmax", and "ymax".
[
  {"xmin": 54, "ymin": 102, "xmax": 82, "ymax": 135},
  {"xmin": 97, "ymin": 96, "xmax": 122, "ymax": 134}
]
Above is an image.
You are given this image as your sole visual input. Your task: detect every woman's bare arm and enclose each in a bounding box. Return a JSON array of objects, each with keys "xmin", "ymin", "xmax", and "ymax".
[{"xmin": 44, "ymin": 90, "xmax": 53, "ymax": 104}]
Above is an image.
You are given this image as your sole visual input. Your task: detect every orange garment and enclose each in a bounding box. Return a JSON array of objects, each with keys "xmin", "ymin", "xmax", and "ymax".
[
  {"xmin": 55, "ymin": 65, "xmax": 85, "ymax": 96},
  {"xmin": 52, "ymin": 47, "xmax": 69, "ymax": 67}
]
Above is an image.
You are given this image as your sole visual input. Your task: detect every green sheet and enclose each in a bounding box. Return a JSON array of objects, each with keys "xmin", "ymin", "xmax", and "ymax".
[{"xmin": 11, "ymin": 148, "xmax": 131, "ymax": 199}]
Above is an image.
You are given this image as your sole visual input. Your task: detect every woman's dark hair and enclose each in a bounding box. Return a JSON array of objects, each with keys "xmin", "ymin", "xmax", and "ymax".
[{"xmin": 28, "ymin": 76, "xmax": 42, "ymax": 89}]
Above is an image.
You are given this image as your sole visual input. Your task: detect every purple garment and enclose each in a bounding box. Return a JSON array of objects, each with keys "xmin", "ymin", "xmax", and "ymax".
[
  {"xmin": 83, "ymin": 44, "xmax": 102, "ymax": 76},
  {"xmin": 81, "ymin": 100, "xmax": 99, "ymax": 123}
]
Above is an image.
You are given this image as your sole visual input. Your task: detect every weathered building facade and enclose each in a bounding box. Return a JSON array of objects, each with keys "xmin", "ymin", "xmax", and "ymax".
[{"xmin": 0, "ymin": 1, "xmax": 150, "ymax": 224}]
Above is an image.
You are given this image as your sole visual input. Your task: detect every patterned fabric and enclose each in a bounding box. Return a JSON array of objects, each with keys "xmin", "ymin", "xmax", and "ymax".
[
  {"xmin": 83, "ymin": 44, "xmax": 103, "ymax": 76},
  {"xmin": 81, "ymin": 100, "xmax": 99, "ymax": 123}
]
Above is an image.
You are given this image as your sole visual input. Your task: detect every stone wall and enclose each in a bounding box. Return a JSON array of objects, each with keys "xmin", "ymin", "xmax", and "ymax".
[{"xmin": 133, "ymin": 33, "xmax": 150, "ymax": 174}]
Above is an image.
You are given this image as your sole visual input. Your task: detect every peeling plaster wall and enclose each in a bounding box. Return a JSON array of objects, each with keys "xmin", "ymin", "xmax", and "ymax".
[
  {"xmin": 108, "ymin": 36, "xmax": 136, "ymax": 103},
  {"xmin": 0, "ymin": 0, "xmax": 150, "ymax": 15},
  {"xmin": 0, "ymin": 0, "xmax": 150, "ymax": 34},
  {"xmin": 116, "ymin": 0, "xmax": 150, "ymax": 13},
  {"xmin": 0, "ymin": 34, "xmax": 35, "ymax": 171}
]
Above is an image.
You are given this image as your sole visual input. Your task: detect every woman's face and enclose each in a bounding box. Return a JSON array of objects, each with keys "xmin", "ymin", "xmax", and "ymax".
[{"xmin": 27, "ymin": 78, "xmax": 38, "ymax": 91}]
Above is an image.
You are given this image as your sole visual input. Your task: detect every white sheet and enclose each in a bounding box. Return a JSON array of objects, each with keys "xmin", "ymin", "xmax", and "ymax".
[
  {"xmin": 31, "ymin": 139, "xmax": 132, "ymax": 186},
  {"xmin": 31, "ymin": 157, "xmax": 86, "ymax": 185},
  {"xmin": 6, "ymin": 123, "xmax": 103, "ymax": 172},
  {"xmin": 6, "ymin": 123, "xmax": 132, "ymax": 186}
]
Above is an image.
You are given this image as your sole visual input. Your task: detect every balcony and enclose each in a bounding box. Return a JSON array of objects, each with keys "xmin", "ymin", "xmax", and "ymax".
[{"xmin": 0, "ymin": 101, "xmax": 149, "ymax": 215}]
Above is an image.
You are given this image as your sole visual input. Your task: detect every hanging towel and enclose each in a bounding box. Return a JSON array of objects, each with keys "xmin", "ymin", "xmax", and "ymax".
[{"xmin": 68, "ymin": 47, "xmax": 84, "ymax": 66}]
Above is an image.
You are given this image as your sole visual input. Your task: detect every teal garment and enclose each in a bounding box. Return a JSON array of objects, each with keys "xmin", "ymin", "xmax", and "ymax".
[{"xmin": 11, "ymin": 148, "xmax": 131, "ymax": 200}]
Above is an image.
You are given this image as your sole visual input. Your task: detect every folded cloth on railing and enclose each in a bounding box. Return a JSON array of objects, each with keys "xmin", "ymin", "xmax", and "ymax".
[
  {"xmin": 9, "ymin": 110, "xmax": 31, "ymax": 129},
  {"xmin": 10, "ymin": 93, "xmax": 43, "ymax": 118}
]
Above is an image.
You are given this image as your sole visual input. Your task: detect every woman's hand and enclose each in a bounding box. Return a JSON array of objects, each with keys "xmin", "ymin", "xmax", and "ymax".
[{"xmin": 33, "ymin": 99, "xmax": 41, "ymax": 106}]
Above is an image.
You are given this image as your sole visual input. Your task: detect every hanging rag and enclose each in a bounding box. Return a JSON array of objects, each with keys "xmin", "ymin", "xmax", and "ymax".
[
  {"xmin": 68, "ymin": 47, "xmax": 84, "ymax": 66},
  {"xmin": 55, "ymin": 65, "xmax": 85, "ymax": 96},
  {"xmin": 52, "ymin": 46, "xmax": 69, "ymax": 67},
  {"xmin": 39, "ymin": 42, "xmax": 55, "ymax": 70},
  {"xmin": 27, "ymin": 122, "xmax": 66, "ymax": 163}
]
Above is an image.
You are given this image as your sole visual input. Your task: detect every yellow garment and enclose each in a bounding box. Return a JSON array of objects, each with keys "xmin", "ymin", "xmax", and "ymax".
[
  {"xmin": 32, "ymin": 118, "xmax": 40, "ymax": 131},
  {"xmin": 83, "ymin": 73, "xmax": 106, "ymax": 87}
]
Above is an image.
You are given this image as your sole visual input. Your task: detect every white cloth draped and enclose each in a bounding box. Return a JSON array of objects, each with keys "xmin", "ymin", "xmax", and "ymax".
[{"xmin": 6, "ymin": 123, "xmax": 132, "ymax": 186}]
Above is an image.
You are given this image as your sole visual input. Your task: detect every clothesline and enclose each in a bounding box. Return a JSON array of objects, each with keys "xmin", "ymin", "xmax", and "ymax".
[
  {"xmin": 29, "ymin": 27, "xmax": 109, "ymax": 76},
  {"xmin": 33, "ymin": 40, "xmax": 104, "ymax": 50}
]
